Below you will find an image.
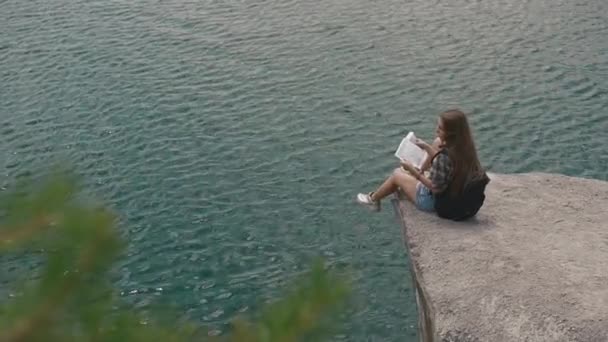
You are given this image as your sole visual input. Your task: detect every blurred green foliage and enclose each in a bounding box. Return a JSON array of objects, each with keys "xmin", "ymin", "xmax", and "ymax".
[{"xmin": 0, "ymin": 173, "xmax": 350, "ymax": 341}]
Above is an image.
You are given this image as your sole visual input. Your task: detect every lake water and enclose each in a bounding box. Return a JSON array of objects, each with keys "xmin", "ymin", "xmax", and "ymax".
[{"xmin": 1, "ymin": 0, "xmax": 607, "ymax": 340}]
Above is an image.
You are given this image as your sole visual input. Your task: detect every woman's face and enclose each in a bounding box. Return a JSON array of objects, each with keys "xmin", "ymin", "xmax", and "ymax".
[{"xmin": 436, "ymin": 118, "xmax": 447, "ymax": 142}]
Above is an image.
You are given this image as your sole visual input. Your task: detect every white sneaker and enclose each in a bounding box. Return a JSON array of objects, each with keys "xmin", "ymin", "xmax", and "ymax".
[{"xmin": 356, "ymin": 192, "xmax": 381, "ymax": 212}]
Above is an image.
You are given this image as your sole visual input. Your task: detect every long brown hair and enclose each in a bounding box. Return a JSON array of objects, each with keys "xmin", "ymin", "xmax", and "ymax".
[{"xmin": 440, "ymin": 110, "xmax": 483, "ymax": 195}]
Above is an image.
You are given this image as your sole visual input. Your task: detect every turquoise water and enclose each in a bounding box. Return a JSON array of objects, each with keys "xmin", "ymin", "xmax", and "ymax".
[{"xmin": 1, "ymin": 0, "xmax": 607, "ymax": 340}]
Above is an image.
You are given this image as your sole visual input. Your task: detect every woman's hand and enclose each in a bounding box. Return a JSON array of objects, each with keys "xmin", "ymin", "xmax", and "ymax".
[
  {"xmin": 414, "ymin": 138, "xmax": 430, "ymax": 152},
  {"xmin": 400, "ymin": 160, "xmax": 418, "ymax": 173}
]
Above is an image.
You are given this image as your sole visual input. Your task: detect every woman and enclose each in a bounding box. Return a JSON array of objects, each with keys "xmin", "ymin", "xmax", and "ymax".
[{"xmin": 356, "ymin": 109, "xmax": 484, "ymax": 213}]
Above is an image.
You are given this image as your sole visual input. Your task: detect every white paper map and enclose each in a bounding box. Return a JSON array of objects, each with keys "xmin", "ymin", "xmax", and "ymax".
[{"xmin": 394, "ymin": 132, "xmax": 427, "ymax": 169}]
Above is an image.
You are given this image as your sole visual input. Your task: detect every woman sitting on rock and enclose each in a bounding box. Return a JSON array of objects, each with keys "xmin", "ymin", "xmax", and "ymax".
[{"xmin": 356, "ymin": 109, "xmax": 487, "ymax": 218}]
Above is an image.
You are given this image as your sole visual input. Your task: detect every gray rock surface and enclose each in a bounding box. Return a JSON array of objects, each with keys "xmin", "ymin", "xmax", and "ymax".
[{"xmin": 392, "ymin": 173, "xmax": 608, "ymax": 342}]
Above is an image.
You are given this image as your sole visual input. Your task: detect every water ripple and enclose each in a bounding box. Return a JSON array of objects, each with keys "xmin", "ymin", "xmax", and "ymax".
[{"xmin": 1, "ymin": 0, "xmax": 608, "ymax": 340}]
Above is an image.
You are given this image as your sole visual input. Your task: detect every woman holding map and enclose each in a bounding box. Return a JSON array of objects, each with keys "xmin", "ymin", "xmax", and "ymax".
[{"xmin": 356, "ymin": 109, "xmax": 486, "ymax": 215}]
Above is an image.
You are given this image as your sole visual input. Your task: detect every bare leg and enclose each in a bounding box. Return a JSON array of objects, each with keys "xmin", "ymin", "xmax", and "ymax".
[{"xmin": 371, "ymin": 168, "xmax": 419, "ymax": 203}]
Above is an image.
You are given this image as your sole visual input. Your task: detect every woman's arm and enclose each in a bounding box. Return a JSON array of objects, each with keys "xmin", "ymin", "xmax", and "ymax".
[
  {"xmin": 401, "ymin": 161, "xmax": 436, "ymax": 191},
  {"xmin": 402, "ymin": 150, "xmax": 451, "ymax": 194},
  {"xmin": 414, "ymin": 171, "xmax": 435, "ymax": 191},
  {"xmin": 419, "ymin": 154, "xmax": 433, "ymax": 173},
  {"xmin": 415, "ymin": 139, "xmax": 440, "ymax": 172}
]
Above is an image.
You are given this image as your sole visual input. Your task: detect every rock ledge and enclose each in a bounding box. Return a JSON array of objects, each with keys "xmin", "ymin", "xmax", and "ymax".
[{"xmin": 392, "ymin": 173, "xmax": 608, "ymax": 342}]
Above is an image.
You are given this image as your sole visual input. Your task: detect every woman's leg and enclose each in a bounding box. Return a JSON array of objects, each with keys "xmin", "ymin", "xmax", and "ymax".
[{"xmin": 371, "ymin": 168, "xmax": 419, "ymax": 203}]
